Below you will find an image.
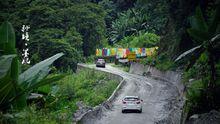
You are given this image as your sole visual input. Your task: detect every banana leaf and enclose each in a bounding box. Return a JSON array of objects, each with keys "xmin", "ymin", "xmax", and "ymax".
[
  {"xmin": 0, "ymin": 55, "xmax": 16, "ymax": 79},
  {"xmin": 5, "ymin": 74, "xmax": 66, "ymax": 107},
  {"xmin": 190, "ymin": 7, "xmax": 208, "ymax": 32},
  {"xmin": 210, "ymin": 34, "xmax": 220, "ymax": 43},
  {"xmin": 208, "ymin": 4, "xmax": 220, "ymax": 33},
  {"xmin": 0, "ymin": 74, "xmax": 14, "ymax": 110},
  {"xmin": 0, "ymin": 55, "xmax": 17, "ymax": 110},
  {"xmin": 175, "ymin": 45, "xmax": 202, "ymax": 62},
  {"xmin": 26, "ymin": 74, "xmax": 66, "ymax": 91},
  {"xmin": 0, "ymin": 21, "xmax": 23, "ymax": 109},
  {"xmin": 0, "ymin": 21, "xmax": 16, "ymax": 54},
  {"xmin": 18, "ymin": 53, "xmax": 64, "ymax": 89},
  {"xmin": 187, "ymin": 28, "xmax": 209, "ymax": 43}
]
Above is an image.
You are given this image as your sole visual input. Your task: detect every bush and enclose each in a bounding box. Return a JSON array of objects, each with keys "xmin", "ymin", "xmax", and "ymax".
[
  {"xmin": 140, "ymin": 56, "xmax": 156, "ymax": 66},
  {"xmin": 1, "ymin": 106, "xmax": 73, "ymax": 124},
  {"xmin": 55, "ymin": 69, "xmax": 118, "ymax": 108},
  {"xmin": 140, "ymin": 53, "xmax": 175, "ymax": 71},
  {"xmin": 83, "ymin": 55, "xmax": 96, "ymax": 64},
  {"xmin": 183, "ymin": 53, "xmax": 220, "ymax": 117},
  {"xmin": 111, "ymin": 64, "xmax": 130, "ymax": 72},
  {"xmin": 62, "ymin": 69, "xmax": 118, "ymax": 106},
  {"xmin": 155, "ymin": 59, "xmax": 175, "ymax": 71},
  {"xmin": 3, "ymin": 69, "xmax": 119, "ymax": 123},
  {"xmin": 115, "ymin": 32, "xmax": 160, "ymax": 48},
  {"xmin": 186, "ymin": 80, "xmax": 206, "ymax": 106}
]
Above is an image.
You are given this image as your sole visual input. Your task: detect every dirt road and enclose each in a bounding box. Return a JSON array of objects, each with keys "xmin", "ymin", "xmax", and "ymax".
[{"xmin": 79, "ymin": 64, "xmax": 181, "ymax": 124}]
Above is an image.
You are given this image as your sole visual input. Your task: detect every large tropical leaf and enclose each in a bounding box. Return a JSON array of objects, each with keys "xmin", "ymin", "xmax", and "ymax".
[
  {"xmin": 187, "ymin": 6, "xmax": 210, "ymax": 43},
  {"xmin": 0, "ymin": 74, "xmax": 66, "ymax": 109},
  {"xmin": 0, "ymin": 55, "xmax": 16, "ymax": 79},
  {"xmin": 18, "ymin": 53, "xmax": 64, "ymax": 89},
  {"xmin": 210, "ymin": 34, "xmax": 220, "ymax": 43},
  {"xmin": 185, "ymin": 49, "xmax": 205, "ymax": 71},
  {"xmin": 209, "ymin": 34, "xmax": 220, "ymax": 51},
  {"xmin": 208, "ymin": 4, "xmax": 220, "ymax": 33},
  {"xmin": 4, "ymin": 74, "xmax": 66, "ymax": 107},
  {"xmin": 0, "ymin": 55, "xmax": 17, "ymax": 110},
  {"xmin": 0, "ymin": 21, "xmax": 16, "ymax": 54},
  {"xmin": 0, "ymin": 74, "xmax": 14, "ymax": 109},
  {"xmin": 0, "ymin": 21, "xmax": 19, "ymax": 90},
  {"xmin": 26, "ymin": 74, "xmax": 66, "ymax": 91},
  {"xmin": 175, "ymin": 45, "xmax": 202, "ymax": 62},
  {"xmin": 190, "ymin": 7, "xmax": 208, "ymax": 32},
  {"xmin": 187, "ymin": 28, "xmax": 210, "ymax": 42},
  {"xmin": 0, "ymin": 21, "xmax": 22, "ymax": 109}
]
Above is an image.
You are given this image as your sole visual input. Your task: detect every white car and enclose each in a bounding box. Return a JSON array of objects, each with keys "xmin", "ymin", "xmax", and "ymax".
[
  {"xmin": 96, "ymin": 59, "xmax": 106, "ymax": 68},
  {"xmin": 121, "ymin": 96, "xmax": 143, "ymax": 113}
]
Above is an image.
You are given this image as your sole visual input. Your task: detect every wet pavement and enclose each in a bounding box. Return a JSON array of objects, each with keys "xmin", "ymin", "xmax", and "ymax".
[{"xmin": 79, "ymin": 64, "xmax": 181, "ymax": 124}]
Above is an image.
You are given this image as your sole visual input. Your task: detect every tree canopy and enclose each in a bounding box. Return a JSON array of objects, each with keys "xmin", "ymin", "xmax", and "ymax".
[{"xmin": 0, "ymin": 0, "xmax": 107, "ymax": 70}]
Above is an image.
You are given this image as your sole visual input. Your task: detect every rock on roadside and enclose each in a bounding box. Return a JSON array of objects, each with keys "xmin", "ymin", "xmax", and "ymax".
[{"xmin": 186, "ymin": 110, "xmax": 220, "ymax": 124}]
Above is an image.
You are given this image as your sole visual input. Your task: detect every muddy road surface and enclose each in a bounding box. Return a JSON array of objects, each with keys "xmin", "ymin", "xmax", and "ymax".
[{"xmin": 78, "ymin": 64, "xmax": 181, "ymax": 124}]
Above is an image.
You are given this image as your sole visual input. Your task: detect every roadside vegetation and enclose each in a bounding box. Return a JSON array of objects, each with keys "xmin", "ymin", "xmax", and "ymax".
[
  {"xmin": 114, "ymin": 31, "xmax": 160, "ymax": 48},
  {"xmin": 0, "ymin": 20, "xmax": 118, "ymax": 123},
  {"xmin": 0, "ymin": 21, "xmax": 66, "ymax": 123},
  {"xmin": 1, "ymin": 69, "xmax": 118, "ymax": 123},
  {"xmin": 111, "ymin": 64, "xmax": 130, "ymax": 72},
  {"xmin": 140, "ymin": 54, "xmax": 177, "ymax": 71},
  {"xmin": 175, "ymin": 5, "xmax": 220, "ymax": 119}
]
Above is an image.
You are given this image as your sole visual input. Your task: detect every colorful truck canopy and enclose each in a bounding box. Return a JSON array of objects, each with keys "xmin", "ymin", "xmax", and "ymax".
[{"xmin": 96, "ymin": 47, "xmax": 158, "ymax": 58}]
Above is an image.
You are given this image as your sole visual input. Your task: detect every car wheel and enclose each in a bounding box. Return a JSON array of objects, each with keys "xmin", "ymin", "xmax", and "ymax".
[
  {"xmin": 139, "ymin": 109, "xmax": 142, "ymax": 113},
  {"xmin": 122, "ymin": 110, "xmax": 125, "ymax": 113}
]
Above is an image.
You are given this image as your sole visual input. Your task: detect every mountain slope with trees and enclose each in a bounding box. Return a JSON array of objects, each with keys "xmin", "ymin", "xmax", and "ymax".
[{"xmin": 0, "ymin": 0, "xmax": 220, "ymax": 123}]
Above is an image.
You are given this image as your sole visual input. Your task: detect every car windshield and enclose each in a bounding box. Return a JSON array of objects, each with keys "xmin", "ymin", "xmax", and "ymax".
[{"xmin": 124, "ymin": 97, "xmax": 139, "ymax": 101}]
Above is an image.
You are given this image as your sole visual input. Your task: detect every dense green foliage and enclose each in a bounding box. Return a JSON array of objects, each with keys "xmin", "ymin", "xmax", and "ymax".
[
  {"xmin": 177, "ymin": 3, "xmax": 220, "ymax": 117},
  {"xmin": 0, "ymin": 69, "xmax": 118, "ymax": 123},
  {"xmin": 140, "ymin": 53, "xmax": 176, "ymax": 71},
  {"xmin": 0, "ymin": 0, "xmax": 107, "ymax": 70},
  {"xmin": 111, "ymin": 64, "xmax": 130, "ymax": 72},
  {"xmin": 109, "ymin": 9, "xmax": 148, "ymax": 43},
  {"xmin": 0, "ymin": 21, "xmax": 65, "ymax": 112},
  {"xmin": 55, "ymin": 69, "xmax": 118, "ymax": 107},
  {"xmin": 115, "ymin": 32, "xmax": 160, "ymax": 48},
  {"xmin": 183, "ymin": 53, "xmax": 220, "ymax": 117}
]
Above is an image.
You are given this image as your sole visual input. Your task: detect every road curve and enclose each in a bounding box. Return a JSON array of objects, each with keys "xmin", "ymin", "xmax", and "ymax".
[{"xmin": 79, "ymin": 64, "xmax": 180, "ymax": 124}]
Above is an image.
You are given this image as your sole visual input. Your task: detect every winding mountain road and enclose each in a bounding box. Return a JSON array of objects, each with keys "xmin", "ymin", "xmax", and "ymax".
[{"xmin": 78, "ymin": 64, "xmax": 181, "ymax": 124}]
